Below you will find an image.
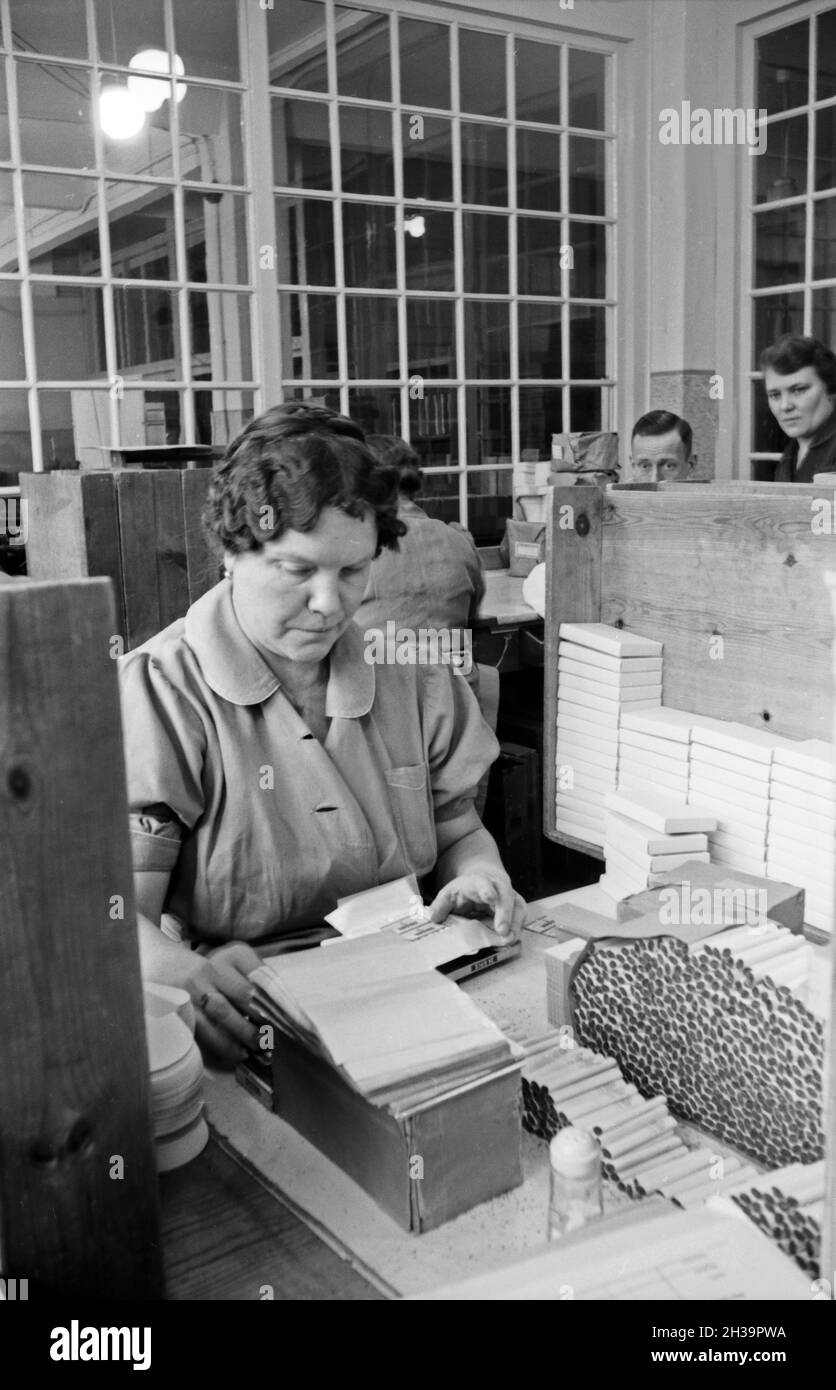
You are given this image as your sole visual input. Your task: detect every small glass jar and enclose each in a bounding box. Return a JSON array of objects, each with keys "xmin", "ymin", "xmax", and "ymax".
[{"xmin": 547, "ymin": 1126, "xmax": 603, "ymax": 1241}]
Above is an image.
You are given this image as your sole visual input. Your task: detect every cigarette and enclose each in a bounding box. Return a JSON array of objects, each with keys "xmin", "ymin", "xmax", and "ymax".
[
  {"xmin": 559, "ymin": 1080, "xmax": 634, "ymax": 1120},
  {"xmin": 549, "ymin": 1065, "xmax": 622, "ymax": 1102},
  {"xmin": 635, "ymin": 1146, "xmax": 716, "ymax": 1189},
  {"xmin": 606, "ymin": 1115, "xmax": 678, "ymax": 1159},
  {"xmin": 616, "ymin": 1135, "xmax": 686, "ymax": 1178},
  {"xmin": 598, "ymin": 1094, "xmax": 670, "ymax": 1140}
]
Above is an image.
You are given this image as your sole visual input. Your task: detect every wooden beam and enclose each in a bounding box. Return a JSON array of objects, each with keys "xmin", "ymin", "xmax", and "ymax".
[
  {"xmin": 19, "ymin": 474, "xmax": 125, "ymax": 636},
  {"xmin": 0, "ymin": 578, "xmax": 164, "ymax": 1297},
  {"xmin": 181, "ymin": 468, "xmax": 220, "ymax": 604}
]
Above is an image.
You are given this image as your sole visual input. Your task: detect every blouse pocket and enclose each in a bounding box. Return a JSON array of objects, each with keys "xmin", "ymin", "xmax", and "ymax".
[{"xmin": 384, "ymin": 762, "xmax": 436, "ymax": 874}]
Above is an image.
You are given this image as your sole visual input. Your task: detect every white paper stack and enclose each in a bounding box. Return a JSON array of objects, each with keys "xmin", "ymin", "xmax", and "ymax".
[
  {"xmin": 600, "ymin": 807, "xmax": 712, "ymax": 902},
  {"xmin": 688, "ymin": 722, "xmax": 785, "ymax": 877},
  {"xmin": 555, "ymin": 623, "xmax": 663, "ymax": 848},
  {"xmin": 617, "ymin": 706, "xmax": 706, "ymax": 802},
  {"xmin": 144, "ymin": 984, "xmax": 208, "ymax": 1172},
  {"xmin": 768, "ymin": 739, "xmax": 836, "ymax": 934}
]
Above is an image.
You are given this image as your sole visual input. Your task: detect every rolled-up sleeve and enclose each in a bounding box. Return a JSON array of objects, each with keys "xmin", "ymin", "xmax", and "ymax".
[
  {"xmin": 421, "ymin": 663, "xmax": 499, "ymax": 828},
  {"xmin": 118, "ymin": 652, "xmax": 207, "ymax": 873}
]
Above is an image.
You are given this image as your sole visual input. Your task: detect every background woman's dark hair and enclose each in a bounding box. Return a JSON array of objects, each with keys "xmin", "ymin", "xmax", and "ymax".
[
  {"xmin": 203, "ymin": 401, "xmax": 406, "ymax": 556},
  {"xmin": 759, "ymin": 334, "xmax": 836, "ymax": 394},
  {"xmin": 366, "ymin": 434, "xmax": 423, "ymax": 498}
]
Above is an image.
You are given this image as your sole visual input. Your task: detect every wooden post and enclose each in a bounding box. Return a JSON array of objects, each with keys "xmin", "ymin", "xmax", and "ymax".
[
  {"xmin": 0, "ymin": 578, "xmax": 164, "ymax": 1297},
  {"xmin": 181, "ymin": 468, "xmax": 220, "ymax": 604},
  {"xmin": 19, "ymin": 473, "xmax": 125, "ymax": 636}
]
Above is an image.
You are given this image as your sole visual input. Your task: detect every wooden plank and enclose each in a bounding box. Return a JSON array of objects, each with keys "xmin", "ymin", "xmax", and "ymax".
[
  {"xmin": 116, "ymin": 472, "xmax": 162, "ymax": 648},
  {"xmin": 19, "ymin": 474, "xmax": 126, "ymax": 640},
  {"xmin": 601, "ymin": 490, "xmax": 836, "ymax": 741},
  {"xmin": 543, "ymin": 485, "xmax": 603, "ymax": 841},
  {"xmin": 0, "ymin": 578, "xmax": 163, "ymax": 1297},
  {"xmin": 181, "ymin": 467, "xmax": 219, "ymax": 604},
  {"xmin": 551, "ymin": 830, "xmax": 605, "ymax": 861},
  {"xmin": 152, "ymin": 470, "xmax": 190, "ymax": 630}
]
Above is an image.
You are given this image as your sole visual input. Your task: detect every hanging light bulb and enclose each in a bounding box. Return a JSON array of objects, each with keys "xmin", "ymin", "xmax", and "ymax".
[
  {"xmin": 403, "ymin": 214, "xmax": 426, "ymax": 238},
  {"xmin": 128, "ymin": 49, "xmax": 187, "ymax": 112},
  {"xmin": 99, "ymin": 85, "xmax": 146, "ymax": 140}
]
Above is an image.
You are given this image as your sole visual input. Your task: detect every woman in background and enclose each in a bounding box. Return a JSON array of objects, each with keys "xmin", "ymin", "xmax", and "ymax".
[{"xmin": 761, "ymin": 335, "xmax": 836, "ymax": 482}]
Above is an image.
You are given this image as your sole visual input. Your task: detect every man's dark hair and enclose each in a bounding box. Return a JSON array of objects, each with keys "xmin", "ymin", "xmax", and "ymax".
[
  {"xmin": 366, "ymin": 434, "xmax": 423, "ymax": 497},
  {"xmin": 203, "ymin": 401, "xmax": 405, "ymax": 556},
  {"xmin": 631, "ymin": 410, "xmax": 693, "ymax": 457},
  {"xmin": 759, "ymin": 334, "xmax": 836, "ymax": 395}
]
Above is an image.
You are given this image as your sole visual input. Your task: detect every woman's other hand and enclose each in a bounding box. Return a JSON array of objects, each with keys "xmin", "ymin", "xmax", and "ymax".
[
  {"xmin": 428, "ymin": 869, "xmax": 525, "ymax": 942},
  {"xmin": 181, "ymin": 941, "xmax": 262, "ymax": 1065}
]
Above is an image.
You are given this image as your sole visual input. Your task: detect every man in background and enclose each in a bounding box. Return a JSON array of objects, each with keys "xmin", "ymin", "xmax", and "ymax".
[{"xmin": 629, "ymin": 410, "xmax": 697, "ymax": 483}]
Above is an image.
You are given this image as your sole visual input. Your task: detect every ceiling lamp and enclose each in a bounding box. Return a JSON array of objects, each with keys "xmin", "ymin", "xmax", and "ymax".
[
  {"xmin": 99, "ymin": 85, "xmax": 146, "ymax": 140},
  {"xmin": 128, "ymin": 49, "xmax": 187, "ymax": 112}
]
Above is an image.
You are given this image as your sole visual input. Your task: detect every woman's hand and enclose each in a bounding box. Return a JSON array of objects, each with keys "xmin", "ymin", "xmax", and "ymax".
[
  {"xmin": 429, "ymin": 869, "xmax": 526, "ymax": 941},
  {"xmin": 181, "ymin": 941, "xmax": 262, "ymax": 1065}
]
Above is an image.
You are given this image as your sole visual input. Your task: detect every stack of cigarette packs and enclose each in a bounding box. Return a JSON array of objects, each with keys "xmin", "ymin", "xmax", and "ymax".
[
  {"xmin": 689, "ymin": 721, "xmax": 780, "ymax": 877},
  {"xmin": 600, "ymin": 788, "xmax": 716, "ymax": 903},
  {"xmin": 555, "ymin": 623, "xmax": 663, "ymax": 848},
  {"xmin": 768, "ymin": 741, "xmax": 836, "ymax": 935}
]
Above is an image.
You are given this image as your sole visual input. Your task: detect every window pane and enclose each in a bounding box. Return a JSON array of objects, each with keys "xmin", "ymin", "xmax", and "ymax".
[
  {"xmin": 463, "ymin": 212, "xmax": 508, "ymax": 293},
  {"xmin": 0, "ymin": 392, "xmax": 33, "ymax": 479},
  {"xmin": 459, "ymin": 30, "xmax": 506, "ymax": 117},
  {"xmin": 118, "ymin": 387, "xmax": 182, "ymax": 446},
  {"xmin": 466, "ymin": 386, "xmax": 510, "ymax": 466},
  {"xmin": 518, "ymin": 129, "xmax": 561, "ymax": 212},
  {"xmin": 345, "ymin": 295, "xmax": 399, "ymax": 378},
  {"xmin": 461, "ymin": 122, "xmax": 507, "ymax": 207},
  {"xmin": 570, "ymin": 221, "xmax": 606, "ymax": 299},
  {"xmin": 757, "ymin": 21, "xmax": 808, "ymax": 114},
  {"xmin": 754, "ymin": 205, "xmax": 805, "ymax": 288},
  {"xmin": 518, "ymin": 217, "xmax": 563, "ymax": 296},
  {"xmin": 813, "ymin": 286, "xmax": 836, "ymax": 353},
  {"xmin": 0, "ymin": 68, "xmax": 11, "ymax": 160},
  {"xmin": 349, "ymin": 385, "xmax": 402, "ymax": 437},
  {"xmin": 515, "ymin": 40, "xmax": 560, "ymax": 125},
  {"xmin": 184, "ymin": 189, "xmax": 248, "ymax": 286},
  {"xmin": 753, "ymin": 292, "xmax": 803, "ymax": 366},
  {"xmin": 343, "ymin": 202, "xmax": 395, "ymax": 288},
  {"xmin": 404, "ymin": 209, "xmax": 453, "ymax": 291},
  {"xmin": 12, "ymin": 0, "xmax": 89, "ymax": 60},
  {"xmin": 520, "ymin": 386, "xmax": 562, "ymax": 456},
  {"xmin": 190, "ymin": 291, "xmax": 252, "ymax": 380},
  {"xmin": 196, "ymin": 389, "xmax": 255, "ymax": 447},
  {"xmin": 570, "ymin": 304, "xmax": 606, "ymax": 377},
  {"xmin": 285, "ymin": 385, "xmax": 342, "ymax": 411},
  {"xmin": 94, "ymin": 0, "xmax": 164, "ymax": 67},
  {"xmin": 0, "ymin": 283, "xmax": 25, "ymax": 377},
  {"xmin": 419, "ymin": 469, "xmax": 461, "ymax": 522},
  {"xmin": 18, "ymin": 61, "xmax": 94, "ymax": 171},
  {"xmin": 273, "ymin": 97, "xmax": 331, "ymax": 189},
  {"xmin": 816, "ymin": 107, "xmax": 836, "ymax": 192},
  {"xmin": 751, "ymin": 378, "xmax": 787, "ymax": 453},
  {"xmin": 336, "ymin": 7, "xmax": 391, "ymax": 101},
  {"xmin": 519, "ymin": 303, "xmax": 562, "ymax": 378},
  {"xmin": 32, "ymin": 283, "xmax": 104, "ymax": 378},
  {"xmin": 0, "ymin": 172, "xmax": 18, "ymax": 272},
  {"xmin": 399, "ymin": 20, "xmax": 450, "ymax": 111},
  {"xmin": 407, "ymin": 298, "xmax": 455, "ymax": 376},
  {"xmin": 268, "ymin": 0, "xmax": 327, "ymax": 93},
  {"xmin": 410, "ymin": 388, "xmax": 457, "ymax": 462},
  {"xmin": 569, "ymin": 49, "xmax": 606, "ymax": 131},
  {"xmin": 570, "ymin": 137, "xmax": 605, "ymax": 216},
  {"xmin": 107, "ymin": 185, "xmax": 176, "ymax": 280},
  {"xmin": 41, "ymin": 388, "xmax": 106, "ymax": 468},
  {"xmin": 23, "ymin": 173, "xmax": 100, "ymax": 276},
  {"xmin": 464, "ymin": 300, "xmax": 510, "ymax": 378},
  {"xmin": 181, "ymin": 87, "xmax": 245, "ymax": 187},
  {"xmin": 283, "ymin": 292, "xmax": 338, "ymax": 379},
  {"xmin": 173, "ymin": 0, "xmax": 241, "ymax": 82},
  {"xmin": 570, "ymin": 386, "xmax": 601, "ymax": 431},
  {"xmin": 340, "ymin": 106, "xmax": 394, "ymax": 197},
  {"xmin": 403, "ymin": 115, "xmax": 452, "ymax": 203},
  {"xmin": 98, "ymin": 70, "xmax": 175, "ymax": 179},
  {"xmin": 275, "ymin": 196, "xmax": 335, "ymax": 286},
  {"xmin": 112, "ymin": 285, "xmax": 179, "ymax": 373},
  {"xmin": 756, "ymin": 115, "xmax": 807, "ymax": 204},
  {"xmin": 817, "ymin": 11, "xmax": 836, "ymax": 102}
]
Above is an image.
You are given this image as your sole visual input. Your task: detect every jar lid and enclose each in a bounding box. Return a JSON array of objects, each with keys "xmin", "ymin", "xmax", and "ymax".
[{"xmin": 549, "ymin": 1126, "xmax": 600, "ymax": 1179}]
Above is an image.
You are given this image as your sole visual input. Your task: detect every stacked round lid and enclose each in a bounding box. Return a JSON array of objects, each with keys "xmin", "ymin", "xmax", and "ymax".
[{"xmin": 144, "ymin": 985, "xmax": 208, "ymax": 1172}]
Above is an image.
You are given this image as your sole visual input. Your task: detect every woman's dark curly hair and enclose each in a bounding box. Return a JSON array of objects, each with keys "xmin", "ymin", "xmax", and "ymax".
[
  {"xmin": 759, "ymin": 334, "xmax": 836, "ymax": 394},
  {"xmin": 366, "ymin": 434, "xmax": 423, "ymax": 498},
  {"xmin": 203, "ymin": 401, "xmax": 406, "ymax": 556}
]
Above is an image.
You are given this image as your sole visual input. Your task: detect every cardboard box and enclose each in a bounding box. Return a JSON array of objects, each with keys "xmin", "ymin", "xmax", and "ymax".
[{"xmin": 269, "ymin": 1034, "xmax": 523, "ymax": 1233}]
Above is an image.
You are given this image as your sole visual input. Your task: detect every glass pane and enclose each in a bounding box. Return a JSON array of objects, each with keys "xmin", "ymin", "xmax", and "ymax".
[
  {"xmin": 754, "ymin": 205, "xmax": 806, "ymax": 288},
  {"xmin": 518, "ymin": 129, "xmax": 561, "ymax": 212},
  {"xmin": 196, "ymin": 389, "xmax": 255, "ymax": 447},
  {"xmin": 22, "ymin": 173, "xmax": 100, "ymax": 276},
  {"xmin": 286, "ymin": 385, "xmax": 342, "ymax": 411},
  {"xmin": 812, "ymin": 287, "xmax": 836, "ymax": 355},
  {"xmin": 112, "ymin": 285, "xmax": 179, "ymax": 373},
  {"xmin": 117, "ymin": 388, "xmax": 181, "ymax": 446},
  {"xmin": 12, "ymin": 0, "xmax": 89, "ymax": 60},
  {"xmin": 520, "ymin": 385, "xmax": 562, "ymax": 456},
  {"xmin": 32, "ymin": 283, "xmax": 104, "ymax": 378},
  {"xmin": 340, "ymin": 106, "xmax": 394, "ymax": 197},
  {"xmin": 94, "ymin": 0, "xmax": 164, "ymax": 67},
  {"xmin": 190, "ymin": 290, "xmax": 252, "ymax": 380},
  {"xmin": 410, "ymin": 387, "xmax": 457, "ymax": 463},
  {"xmin": 345, "ymin": 295, "xmax": 399, "ymax": 378},
  {"xmin": 419, "ymin": 469, "xmax": 461, "ymax": 523},
  {"xmin": 283, "ymin": 292, "xmax": 338, "ymax": 379},
  {"xmin": 467, "ymin": 470, "xmax": 512, "ymax": 545},
  {"xmin": 464, "ymin": 300, "xmax": 510, "ymax": 378},
  {"xmin": 97, "ymin": 70, "xmax": 174, "ymax": 178},
  {"xmin": 459, "ymin": 30, "xmax": 506, "ymax": 117},
  {"xmin": 336, "ymin": 7, "xmax": 391, "ymax": 101},
  {"xmin": 181, "ymin": 86, "xmax": 245, "ymax": 187},
  {"xmin": 753, "ymin": 292, "xmax": 803, "ymax": 366},
  {"xmin": 0, "ymin": 392, "xmax": 33, "ymax": 480},
  {"xmin": 570, "ymin": 137, "xmax": 605, "ymax": 215},
  {"xmin": 570, "ymin": 220, "xmax": 606, "ymax": 299},
  {"xmin": 407, "ymin": 298, "xmax": 455, "ymax": 376},
  {"xmin": 461, "ymin": 122, "xmax": 507, "ymax": 207},
  {"xmin": 816, "ymin": 107, "xmax": 836, "ymax": 192},
  {"xmin": 515, "ymin": 39, "xmax": 560, "ymax": 125},
  {"xmin": 268, "ymin": 0, "xmax": 327, "ymax": 93},
  {"xmin": 570, "ymin": 304, "xmax": 606, "ymax": 377},
  {"xmin": 107, "ymin": 184, "xmax": 176, "ymax": 280},
  {"xmin": 0, "ymin": 283, "xmax": 25, "ymax": 377},
  {"xmin": 275, "ymin": 196, "xmax": 334, "ymax": 286},
  {"xmin": 756, "ymin": 114, "xmax": 807, "ymax": 204},
  {"xmin": 343, "ymin": 202, "xmax": 395, "ymax": 288},
  {"xmin": 399, "ymin": 20, "xmax": 450, "ymax": 111},
  {"xmin": 183, "ymin": 189, "xmax": 248, "ymax": 285},
  {"xmin": 0, "ymin": 172, "xmax": 17, "ymax": 272},
  {"xmin": 404, "ymin": 209, "xmax": 453, "ymax": 291},
  {"xmin": 519, "ymin": 303, "xmax": 562, "ymax": 379},
  {"xmin": 18, "ymin": 61, "xmax": 94, "ymax": 171},
  {"xmin": 466, "ymin": 386, "xmax": 510, "ymax": 467},
  {"xmin": 569, "ymin": 49, "xmax": 606, "ymax": 131},
  {"xmin": 518, "ymin": 217, "xmax": 563, "ymax": 297},
  {"xmin": 403, "ymin": 115, "xmax": 452, "ymax": 202},
  {"xmin": 463, "ymin": 212, "xmax": 508, "ymax": 293},
  {"xmin": 751, "ymin": 378, "xmax": 787, "ymax": 453},
  {"xmin": 273, "ymin": 97, "xmax": 331, "ymax": 189},
  {"xmin": 757, "ymin": 21, "xmax": 809, "ymax": 114},
  {"xmin": 41, "ymin": 388, "xmax": 105, "ymax": 468},
  {"xmin": 570, "ymin": 386, "xmax": 601, "ymax": 432},
  {"xmin": 0, "ymin": 68, "xmax": 10, "ymax": 160},
  {"xmin": 349, "ymin": 385, "xmax": 402, "ymax": 437},
  {"xmin": 817, "ymin": 11, "xmax": 836, "ymax": 102},
  {"xmin": 173, "ymin": 0, "xmax": 240, "ymax": 81}
]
